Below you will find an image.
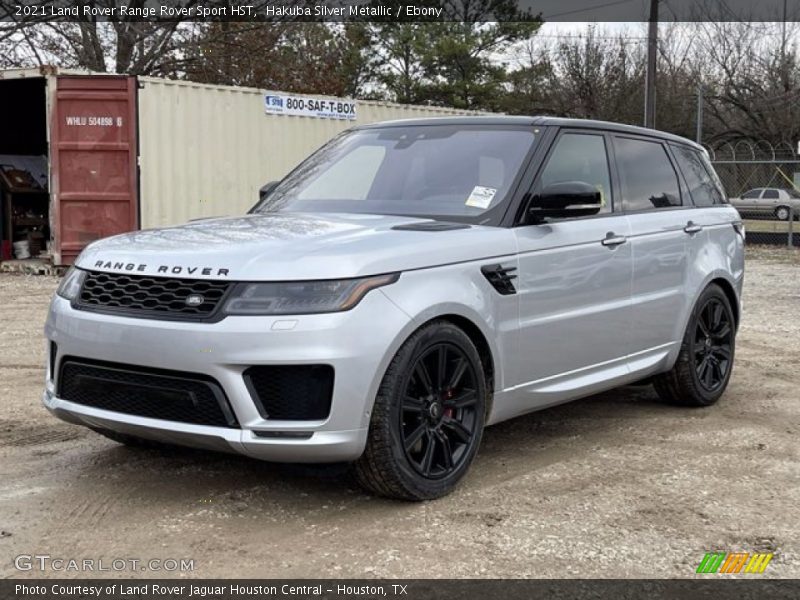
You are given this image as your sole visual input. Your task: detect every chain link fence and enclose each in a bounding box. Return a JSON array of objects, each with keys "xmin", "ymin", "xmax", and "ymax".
[{"xmin": 708, "ymin": 140, "xmax": 800, "ymax": 247}]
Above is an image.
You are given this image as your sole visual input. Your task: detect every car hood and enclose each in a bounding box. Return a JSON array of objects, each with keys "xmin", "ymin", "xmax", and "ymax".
[{"xmin": 76, "ymin": 212, "xmax": 517, "ymax": 280}]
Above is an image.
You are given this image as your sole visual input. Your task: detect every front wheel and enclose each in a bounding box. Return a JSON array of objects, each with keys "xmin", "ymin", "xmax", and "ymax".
[
  {"xmin": 354, "ymin": 321, "xmax": 487, "ymax": 500},
  {"xmin": 653, "ymin": 284, "xmax": 736, "ymax": 407}
]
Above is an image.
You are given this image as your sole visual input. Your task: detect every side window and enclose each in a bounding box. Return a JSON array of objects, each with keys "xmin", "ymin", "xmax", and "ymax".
[
  {"xmin": 614, "ymin": 137, "xmax": 681, "ymax": 211},
  {"xmin": 742, "ymin": 189, "xmax": 762, "ymax": 199},
  {"xmin": 672, "ymin": 145, "xmax": 724, "ymax": 207},
  {"xmin": 538, "ymin": 132, "xmax": 612, "ymax": 214},
  {"xmin": 762, "ymin": 189, "xmax": 780, "ymax": 199}
]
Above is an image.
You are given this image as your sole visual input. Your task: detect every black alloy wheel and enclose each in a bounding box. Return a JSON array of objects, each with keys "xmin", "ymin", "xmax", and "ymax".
[
  {"xmin": 400, "ymin": 342, "xmax": 480, "ymax": 479},
  {"xmin": 354, "ymin": 320, "xmax": 487, "ymax": 500},
  {"xmin": 653, "ymin": 283, "xmax": 736, "ymax": 407},
  {"xmin": 693, "ymin": 297, "xmax": 733, "ymax": 392}
]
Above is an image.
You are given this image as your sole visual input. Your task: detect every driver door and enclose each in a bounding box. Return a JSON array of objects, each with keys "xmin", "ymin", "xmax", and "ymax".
[{"xmin": 510, "ymin": 131, "xmax": 633, "ymax": 408}]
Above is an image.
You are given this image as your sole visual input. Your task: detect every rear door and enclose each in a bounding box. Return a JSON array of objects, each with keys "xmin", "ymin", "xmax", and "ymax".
[
  {"xmin": 613, "ymin": 135, "xmax": 690, "ymax": 358},
  {"xmin": 51, "ymin": 76, "xmax": 138, "ymax": 265}
]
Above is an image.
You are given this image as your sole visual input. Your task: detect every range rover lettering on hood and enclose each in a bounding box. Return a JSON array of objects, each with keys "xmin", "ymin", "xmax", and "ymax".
[{"xmin": 93, "ymin": 260, "xmax": 230, "ymax": 277}]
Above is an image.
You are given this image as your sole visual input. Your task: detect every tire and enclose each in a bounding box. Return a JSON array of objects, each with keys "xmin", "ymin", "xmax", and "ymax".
[
  {"xmin": 89, "ymin": 427, "xmax": 174, "ymax": 450},
  {"xmin": 775, "ymin": 206, "xmax": 790, "ymax": 221},
  {"xmin": 354, "ymin": 320, "xmax": 487, "ymax": 501},
  {"xmin": 653, "ymin": 284, "xmax": 736, "ymax": 407}
]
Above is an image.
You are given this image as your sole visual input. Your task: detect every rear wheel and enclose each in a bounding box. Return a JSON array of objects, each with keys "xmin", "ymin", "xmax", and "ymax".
[
  {"xmin": 653, "ymin": 284, "xmax": 735, "ymax": 407},
  {"xmin": 775, "ymin": 206, "xmax": 790, "ymax": 221},
  {"xmin": 354, "ymin": 321, "xmax": 486, "ymax": 500}
]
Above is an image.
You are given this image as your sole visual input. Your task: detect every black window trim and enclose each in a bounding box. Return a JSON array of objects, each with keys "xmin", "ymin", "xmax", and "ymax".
[{"xmin": 667, "ymin": 142, "xmax": 702, "ymax": 208}]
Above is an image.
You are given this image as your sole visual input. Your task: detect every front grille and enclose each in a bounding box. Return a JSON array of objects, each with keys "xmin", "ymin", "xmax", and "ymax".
[
  {"xmin": 243, "ymin": 365, "xmax": 334, "ymax": 421},
  {"xmin": 76, "ymin": 271, "xmax": 231, "ymax": 320},
  {"xmin": 58, "ymin": 359, "xmax": 239, "ymax": 428}
]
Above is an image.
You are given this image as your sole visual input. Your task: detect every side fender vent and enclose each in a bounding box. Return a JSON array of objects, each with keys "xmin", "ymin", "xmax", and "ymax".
[{"xmin": 481, "ymin": 264, "xmax": 518, "ymax": 295}]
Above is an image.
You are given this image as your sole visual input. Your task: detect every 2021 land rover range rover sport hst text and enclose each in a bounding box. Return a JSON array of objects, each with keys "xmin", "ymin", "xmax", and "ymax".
[{"xmin": 44, "ymin": 117, "xmax": 744, "ymax": 500}]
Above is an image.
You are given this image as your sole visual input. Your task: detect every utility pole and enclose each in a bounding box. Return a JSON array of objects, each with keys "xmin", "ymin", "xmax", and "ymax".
[
  {"xmin": 644, "ymin": 0, "xmax": 659, "ymax": 129},
  {"xmin": 696, "ymin": 84, "xmax": 703, "ymax": 143},
  {"xmin": 781, "ymin": 0, "xmax": 789, "ymax": 89}
]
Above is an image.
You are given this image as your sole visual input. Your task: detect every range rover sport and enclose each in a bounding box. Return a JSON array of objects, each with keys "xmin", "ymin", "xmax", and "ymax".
[{"xmin": 44, "ymin": 117, "xmax": 744, "ymax": 500}]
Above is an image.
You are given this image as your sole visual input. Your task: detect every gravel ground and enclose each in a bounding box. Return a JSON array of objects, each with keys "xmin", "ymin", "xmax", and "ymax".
[{"xmin": 0, "ymin": 247, "xmax": 798, "ymax": 579}]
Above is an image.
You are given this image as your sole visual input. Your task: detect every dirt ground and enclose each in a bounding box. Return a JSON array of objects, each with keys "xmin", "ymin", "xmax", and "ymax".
[{"xmin": 1, "ymin": 247, "xmax": 798, "ymax": 579}]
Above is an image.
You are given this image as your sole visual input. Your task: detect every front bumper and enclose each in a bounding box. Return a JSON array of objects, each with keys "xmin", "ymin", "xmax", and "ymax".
[{"xmin": 43, "ymin": 290, "xmax": 412, "ymax": 462}]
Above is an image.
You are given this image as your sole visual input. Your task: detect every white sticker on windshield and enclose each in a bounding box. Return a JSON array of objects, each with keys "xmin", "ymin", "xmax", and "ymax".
[{"xmin": 465, "ymin": 186, "xmax": 497, "ymax": 209}]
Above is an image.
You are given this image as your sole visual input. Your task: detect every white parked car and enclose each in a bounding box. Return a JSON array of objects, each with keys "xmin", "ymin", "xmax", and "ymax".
[{"xmin": 730, "ymin": 187, "xmax": 800, "ymax": 220}]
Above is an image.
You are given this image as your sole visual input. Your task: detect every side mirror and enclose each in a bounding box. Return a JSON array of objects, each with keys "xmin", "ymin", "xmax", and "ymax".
[
  {"xmin": 248, "ymin": 181, "xmax": 280, "ymax": 214},
  {"xmin": 527, "ymin": 181, "xmax": 602, "ymax": 222},
  {"xmin": 259, "ymin": 181, "xmax": 279, "ymax": 202}
]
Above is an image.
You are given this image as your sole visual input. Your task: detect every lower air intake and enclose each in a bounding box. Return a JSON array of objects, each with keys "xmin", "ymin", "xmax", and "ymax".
[
  {"xmin": 243, "ymin": 365, "xmax": 334, "ymax": 421},
  {"xmin": 58, "ymin": 359, "xmax": 239, "ymax": 428}
]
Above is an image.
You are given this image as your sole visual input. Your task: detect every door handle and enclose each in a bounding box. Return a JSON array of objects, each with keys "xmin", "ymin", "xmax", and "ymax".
[
  {"xmin": 601, "ymin": 233, "xmax": 627, "ymax": 247},
  {"xmin": 684, "ymin": 221, "xmax": 703, "ymax": 234}
]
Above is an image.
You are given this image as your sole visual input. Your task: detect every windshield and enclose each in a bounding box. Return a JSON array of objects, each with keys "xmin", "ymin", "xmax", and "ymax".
[{"xmin": 255, "ymin": 125, "xmax": 537, "ymax": 224}]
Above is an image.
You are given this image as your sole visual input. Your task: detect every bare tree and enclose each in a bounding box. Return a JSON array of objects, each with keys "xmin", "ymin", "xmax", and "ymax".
[{"xmin": 503, "ymin": 26, "xmax": 646, "ymax": 123}]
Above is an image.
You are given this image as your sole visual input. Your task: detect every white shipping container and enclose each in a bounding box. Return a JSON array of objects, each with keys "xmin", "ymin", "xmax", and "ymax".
[{"xmin": 137, "ymin": 77, "xmax": 481, "ymax": 229}]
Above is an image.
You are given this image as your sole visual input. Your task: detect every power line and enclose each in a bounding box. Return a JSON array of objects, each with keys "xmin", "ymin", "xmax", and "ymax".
[
  {"xmin": 542, "ymin": 0, "xmax": 639, "ymax": 20},
  {"xmin": 532, "ymin": 34, "xmax": 649, "ymax": 41}
]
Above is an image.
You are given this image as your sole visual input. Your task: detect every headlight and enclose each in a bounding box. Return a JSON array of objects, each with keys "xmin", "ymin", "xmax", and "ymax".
[
  {"xmin": 223, "ymin": 273, "xmax": 399, "ymax": 316},
  {"xmin": 56, "ymin": 267, "xmax": 86, "ymax": 300}
]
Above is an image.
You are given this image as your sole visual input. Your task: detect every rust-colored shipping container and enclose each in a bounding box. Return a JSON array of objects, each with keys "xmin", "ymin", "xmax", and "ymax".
[
  {"xmin": 0, "ymin": 68, "xmax": 138, "ymax": 265},
  {"xmin": 51, "ymin": 76, "xmax": 138, "ymax": 264},
  {"xmin": 0, "ymin": 67, "xmax": 478, "ymax": 266}
]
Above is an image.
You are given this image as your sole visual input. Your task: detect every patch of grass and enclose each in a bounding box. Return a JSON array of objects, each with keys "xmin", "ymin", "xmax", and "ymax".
[
  {"xmin": 743, "ymin": 219, "xmax": 798, "ymax": 233},
  {"xmin": 746, "ymin": 245, "xmax": 800, "ymax": 264}
]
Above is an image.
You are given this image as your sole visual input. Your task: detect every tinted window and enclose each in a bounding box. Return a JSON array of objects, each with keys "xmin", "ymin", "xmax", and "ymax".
[
  {"xmin": 672, "ymin": 145, "xmax": 724, "ymax": 207},
  {"xmin": 763, "ymin": 189, "xmax": 780, "ymax": 199},
  {"xmin": 614, "ymin": 137, "xmax": 681, "ymax": 210},
  {"xmin": 742, "ymin": 189, "xmax": 762, "ymax": 199},
  {"xmin": 538, "ymin": 133, "xmax": 612, "ymax": 214}
]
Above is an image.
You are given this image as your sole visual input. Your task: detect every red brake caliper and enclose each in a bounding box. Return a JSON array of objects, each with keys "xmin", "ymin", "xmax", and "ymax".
[{"xmin": 443, "ymin": 389, "xmax": 455, "ymax": 418}]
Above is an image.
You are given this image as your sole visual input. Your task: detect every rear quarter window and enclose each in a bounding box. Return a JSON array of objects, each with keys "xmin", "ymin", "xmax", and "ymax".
[{"xmin": 672, "ymin": 144, "xmax": 726, "ymax": 207}]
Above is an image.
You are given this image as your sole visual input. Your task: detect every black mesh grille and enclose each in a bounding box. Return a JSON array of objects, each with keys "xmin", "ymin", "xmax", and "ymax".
[
  {"xmin": 243, "ymin": 365, "xmax": 334, "ymax": 421},
  {"xmin": 58, "ymin": 359, "xmax": 239, "ymax": 428},
  {"xmin": 76, "ymin": 271, "xmax": 231, "ymax": 320}
]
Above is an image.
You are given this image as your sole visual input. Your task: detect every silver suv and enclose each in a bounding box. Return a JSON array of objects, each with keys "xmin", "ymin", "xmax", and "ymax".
[{"xmin": 44, "ymin": 117, "xmax": 744, "ymax": 500}]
